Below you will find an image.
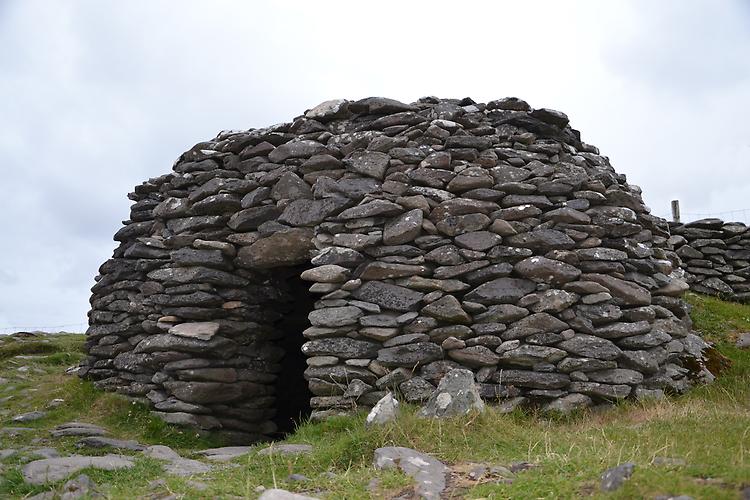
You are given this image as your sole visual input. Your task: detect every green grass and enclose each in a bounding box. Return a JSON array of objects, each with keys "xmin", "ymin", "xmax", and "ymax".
[{"xmin": 1, "ymin": 295, "xmax": 750, "ymax": 499}]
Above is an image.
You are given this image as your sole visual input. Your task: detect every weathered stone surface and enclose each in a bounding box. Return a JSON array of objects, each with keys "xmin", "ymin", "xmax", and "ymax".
[
  {"xmin": 557, "ymin": 335, "xmax": 622, "ymax": 360},
  {"xmin": 582, "ymin": 273, "xmax": 652, "ymax": 306},
  {"xmin": 448, "ymin": 346, "xmax": 500, "ymax": 367},
  {"xmin": 235, "ymin": 228, "xmax": 314, "ymax": 268},
  {"xmin": 352, "ymin": 281, "xmax": 424, "ymax": 312},
  {"xmin": 383, "ymin": 209, "xmax": 424, "ymax": 245},
  {"xmin": 345, "ymin": 151, "xmax": 391, "ymax": 179},
  {"xmin": 502, "ymin": 313, "xmax": 569, "ymax": 340},
  {"xmin": 587, "ymin": 369, "xmax": 644, "ymax": 385},
  {"xmin": 302, "ymin": 338, "xmax": 379, "ymax": 358},
  {"xmin": 465, "ymin": 278, "xmax": 537, "ymax": 304},
  {"xmin": 600, "ymin": 463, "xmax": 635, "ymax": 492},
  {"xmin": 268, "ymin": 140, "xmax": 327, "ymax": 163},
  {"xmin": 168, "ymin": 322, "xmax": 220, "ymax": 341},
  {"xmin": 543, "ymin": 393, "xmax": 593, "ymax": 414},
  {"xmin": 421, "ymin": 295, "xmax": 471, "ymax": 324},
  {"xmin": 494, "ymin": 370, "xmax": 570, "ymax": 389},
  {"xmin": 514, "ymin": 256, "xmax": 581, "ymax": 285},
  {"xmin": 366, "ymin": 393, "xmax": 400, "ymax": 426},
  {"xmin": 419, "ymin": 368, "xmax": 484, "ymax": 418},
  {"xmin": 377, "ymin": 343, "xmax": 443, "ymax": 367},
  {"xmin": 23, "ymin": 455, "xmax": 134, "ymax": 485},
  {"xmin": 374, "ymin": 447, "xmax": 447, "ymax": 500}
]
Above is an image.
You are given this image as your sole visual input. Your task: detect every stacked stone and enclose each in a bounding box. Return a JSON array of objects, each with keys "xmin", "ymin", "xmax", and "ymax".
[
  {"xmin": 670, "ymin": 218, "xmax": 750, "ymax": 301},
  {"xmin": 83, "ymin": 96, "xmax": 717, "ymax": 437}
]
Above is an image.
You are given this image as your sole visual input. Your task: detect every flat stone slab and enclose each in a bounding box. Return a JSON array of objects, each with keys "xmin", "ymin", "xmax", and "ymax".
[
  {"xmin": 22, "ymin": 454, "xmax": 134, "ymax": 485},
  {"xmin": 197, "ymin": 446, "xmax": 253, "ymax": 462},
  {"xmin": 258, "ymin": 444, "xmax": 313, "ymax": 456},
  {"xmin": 374, "ymin": 446, "xmax": 447, "ymax": 500},
  {"xmin": 76, "ymin": 436, "xmax": 145, "ymax": 451}
]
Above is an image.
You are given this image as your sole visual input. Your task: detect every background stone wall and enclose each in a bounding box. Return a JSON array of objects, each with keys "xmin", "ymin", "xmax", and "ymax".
[
  {"xmin": 81, "ymin": 97, "xmax": 717, "ymax": 442},
  {"xmin": 670, "ymin": 219, "xmax": 750, "ymax": 301}
]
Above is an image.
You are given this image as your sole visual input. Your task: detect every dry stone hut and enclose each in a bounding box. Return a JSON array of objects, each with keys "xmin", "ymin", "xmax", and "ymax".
[{"xmin": 82, "ymin": 96, "xmax": 718, "ymax": 443}]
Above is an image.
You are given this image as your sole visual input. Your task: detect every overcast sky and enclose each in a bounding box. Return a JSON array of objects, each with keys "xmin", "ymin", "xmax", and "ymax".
[{"xmin": 1, "ymin": 0, "xmax": 749, "ymax": 332}]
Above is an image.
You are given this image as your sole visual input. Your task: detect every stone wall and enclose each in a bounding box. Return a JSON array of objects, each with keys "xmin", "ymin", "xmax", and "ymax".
[
  {"xmin": 82, "ymin": 96, "xmax": 717, "ymax": 442},
  {"xmin": 670, "ymin": 218, "xmax": 750, "ymax": 301}
]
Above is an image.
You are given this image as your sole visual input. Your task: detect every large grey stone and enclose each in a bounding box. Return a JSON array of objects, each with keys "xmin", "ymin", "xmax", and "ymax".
[
  {"xmin": 513, "ymin": 256, "xmax": 581, "ymax": 285},
  {"xmin": 352, "ymin": 281, "xmax": 424, "ymax": 312},
  {"xmin": 600, "ymin": 463, "xmax": 635, "ymax": 492},
  {"xmin": 366, "ymin": 393, "xmax": 400, "ymax": 426},
  {"xmin": 383, "ymin": 209, "xmax": 424, "ymax": 245},
  {"xmin": 419, "ymin": 368, "xmax": 484, "ymax": 418},
  {"xmin": 235, "ymin": 228, "xmax": 315, "ymax": 269},
  {"xmin": 374, "ymin": 447, "xmax": 447, "ymax": 500},
  {"xmin": 345, "ymin": 151, "xmax": 391, "ymax": 179},
  {"xmin": 377, "ymin": 343, "xmax": 443, "ymax": 367},
  {"xmin": 301, "ymin": 338, "xmax": 379, "ymax": 358},
  {"xmin": 268, "ymin": 140, "xmax": 327, "ymax": 163},
  {"xmin": 499, "ymin": 345, "xmax": 567, "ymax": 367},
  {"xmin": 308, "ymin": 306, "xmax": 363, "ymax": 327},
  {"xmin": 557, "ymin": 335, "xmax": 622, "ymax": 360},
  {"xmin": 421, "ymin": 295, "xmax": 471, "ymax": 324},
  {"xmin": 23, "ymin": 455, "xmax": 134, "ymax": 485},
  {"xmin": 465, "ymin": 278, "xmax": 537, "ymax": 305},
  {"xmin": 582, "ymin": 273, "xmax": 651, "ymax": 306},
  {"xmin": 447, "ymin": 346, "xmax": 499, "ymax": 367}
]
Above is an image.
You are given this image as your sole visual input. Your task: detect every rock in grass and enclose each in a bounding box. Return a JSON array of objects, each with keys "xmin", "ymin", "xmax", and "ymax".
[
  {"xmin": 736, "ymin": 332, "xmax": 750, "ymax": 349},
  {"xmin": 23, "ymin": 455, "xmax": 134, "ymax": 485},
  {"xmin": 12, "ymin": 411, "xmax": 47, "ymax": 422},
  {"xmin": 374, "ymin": 446, "xmax": 447, "ymax": 500},
  {"xmin": 366, "ymin": 393, "xmax": 400, "ymax": 426},
  {"xmin": 600, "ymin": 462, "xmax": 635, "ymax": 492}
]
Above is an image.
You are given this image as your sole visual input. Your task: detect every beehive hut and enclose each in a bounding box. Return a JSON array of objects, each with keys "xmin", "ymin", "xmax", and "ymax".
[{"xmin": 81, "ymin": 96, "xmax": 717, "ymax": 443}]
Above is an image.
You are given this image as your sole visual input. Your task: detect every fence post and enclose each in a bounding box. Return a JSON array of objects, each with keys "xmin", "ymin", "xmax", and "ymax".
[{"xmin": 671, "ymin": 200, "xmax": 681, "ymax": 223}]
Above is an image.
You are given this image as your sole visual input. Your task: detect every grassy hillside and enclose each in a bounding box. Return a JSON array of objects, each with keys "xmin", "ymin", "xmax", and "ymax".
[{"xmin": 1, "ymin": 293, "xmax": 749, "ymax": 499}]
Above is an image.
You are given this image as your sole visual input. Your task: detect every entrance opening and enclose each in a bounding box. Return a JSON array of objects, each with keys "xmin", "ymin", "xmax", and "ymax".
[{"xmin": 271, "ymin": 265, "xmax": 314, "ymax": 436}]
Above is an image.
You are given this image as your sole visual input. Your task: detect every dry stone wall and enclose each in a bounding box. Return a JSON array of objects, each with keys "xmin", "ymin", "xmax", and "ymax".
[
  {"xmin": 82, "ymin": 96, "xmax": 717, "ymax": 442},
  {"xmin": 670, "ymin": 218, "xmax": 750, "ymax": 301}
]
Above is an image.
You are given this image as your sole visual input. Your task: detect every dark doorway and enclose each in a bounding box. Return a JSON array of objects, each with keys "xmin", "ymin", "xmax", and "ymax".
[{"xmin": 271, "ymin": 266, "xmax": 315, "ymax": 436}]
